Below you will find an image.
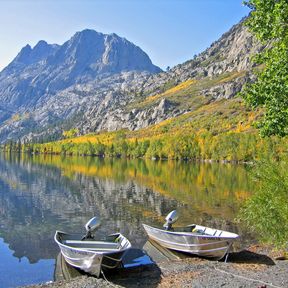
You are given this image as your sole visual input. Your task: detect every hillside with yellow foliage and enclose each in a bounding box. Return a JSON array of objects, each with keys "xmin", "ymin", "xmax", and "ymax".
[
  {"xmin": 15, "ymin": 88, "xmax": 286, "ymax": 162},
  {"xmin": 2, "ymin": 56, "xmax": 287, "ymax": 162}
]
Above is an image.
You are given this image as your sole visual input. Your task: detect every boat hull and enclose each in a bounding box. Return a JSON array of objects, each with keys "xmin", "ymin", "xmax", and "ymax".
[
  {"xmin": 143, "ymin": 224, "xmax": 239, "ymax": 260},
  {"xmin": 55, "ymin": 231, "xmax": 130, "ymax": 277}
]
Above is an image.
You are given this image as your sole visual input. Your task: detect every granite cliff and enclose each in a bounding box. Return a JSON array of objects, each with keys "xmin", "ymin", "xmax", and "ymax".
[{"xmin": 0, "ymin": 19, "xmax": 262, "ymax": 143}]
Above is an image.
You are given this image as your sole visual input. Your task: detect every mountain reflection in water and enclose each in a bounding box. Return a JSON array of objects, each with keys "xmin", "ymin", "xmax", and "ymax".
[{"xmin": 0, "ymin": 153, "xmax": 255, "ymax": 287}]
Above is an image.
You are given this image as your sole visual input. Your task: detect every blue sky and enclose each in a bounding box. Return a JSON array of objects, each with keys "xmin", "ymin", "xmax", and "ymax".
[{"xmin": 0, "ymin": 0, "xmax": 250, "ymax": 71}]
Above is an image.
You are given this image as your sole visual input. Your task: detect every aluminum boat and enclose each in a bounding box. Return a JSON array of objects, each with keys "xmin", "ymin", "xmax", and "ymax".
[
  {"xmin": 143, "ymin": 210, "xmax": 239, "ymax": 261},
  {"xmin": 54, "ymin": 217, "xmax": 131, "ymax": 277}
]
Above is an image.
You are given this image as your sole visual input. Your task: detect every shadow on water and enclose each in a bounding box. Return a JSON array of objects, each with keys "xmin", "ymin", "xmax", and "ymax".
[
  {"xmin": 106, "ymin": 248, "xmax": 161, "ymax": 288},
  {"xmin": 143, "ymin": 239, "xmax": 186, "ymax": 262},
  {"xmin": 55, "ymin": 248, "xmax": 162, "ymax": 287}
]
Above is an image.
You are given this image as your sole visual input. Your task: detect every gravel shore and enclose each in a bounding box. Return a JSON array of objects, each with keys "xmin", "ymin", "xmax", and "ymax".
[{"xmin": 25, "ymin": 245, "xmax": 287, "ymax": 288}]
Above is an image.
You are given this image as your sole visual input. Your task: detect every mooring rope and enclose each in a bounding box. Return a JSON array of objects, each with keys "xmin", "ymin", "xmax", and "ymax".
[
  {"xmin": 214, "ymin": 266, "xmax": 282, "ymax": 288},
  {"xmin": 100, "ymin": 269, "xmax": 119, "ymax": 288}
]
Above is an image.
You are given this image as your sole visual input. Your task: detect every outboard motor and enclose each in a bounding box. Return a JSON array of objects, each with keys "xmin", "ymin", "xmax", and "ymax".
[
  {"xmin": 82, "ymin": 216, "xmax": 101, "ymax": 240},
  {"xmin": 163, "ymin": 210, "xmax": 178, "ymax": 230}
]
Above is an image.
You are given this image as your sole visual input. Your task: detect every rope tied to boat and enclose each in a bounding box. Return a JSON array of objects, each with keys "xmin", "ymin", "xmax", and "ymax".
[{"xmin": 101, "ymin": 269, "xmax": 119, "ymax": 288}]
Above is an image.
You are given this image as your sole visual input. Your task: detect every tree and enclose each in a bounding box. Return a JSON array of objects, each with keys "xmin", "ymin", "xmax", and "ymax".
[
  {"xmin": 242, "ymin": 0, "xmax": 288, "ymax": 137},
  {"xmin": 63, "ymin": 128, "xmax": 79, "ymax": 139}
]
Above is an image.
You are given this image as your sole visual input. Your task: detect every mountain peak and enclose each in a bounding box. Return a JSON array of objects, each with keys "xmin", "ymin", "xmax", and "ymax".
[
  {"xmin": 14, "ymin": 44, "xmax": 32, "ymax": 63},
  {"xmin": 71, "ymin": 29, "xmax": 104, "ymax": 44},
  {"xmin": 0, "ymin": 27, "xmax": 161, "ymax": 109},
  {"xmin": 33, "ymin": 40, "xmax": 48, "ymax": 49},
  {"xmin": 31, "ymin": 40, "xmax": 59, "ymax": 61},
  {"xmin": 8, "ymin": 41, "xmax": 58, "ymax": 69},
  {"xmin": 75, "ymin": 29, "xmax": 103, "ymax": 36},
  {"xmin": 50, "ymin": 28, "xmax": 161, "ymax": 77}
]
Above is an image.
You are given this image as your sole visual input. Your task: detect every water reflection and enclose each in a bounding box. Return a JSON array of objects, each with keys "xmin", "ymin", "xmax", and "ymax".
[{"xmin": 0, "ymin": 153, "xmax": 255, "ymax": 286}]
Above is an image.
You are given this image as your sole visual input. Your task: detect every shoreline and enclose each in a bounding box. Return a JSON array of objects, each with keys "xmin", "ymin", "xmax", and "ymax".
[
  {"xmin": 24, "ymin": 244, "xmax": 287, "ymax": 288},
  {"xmin": 0, "ymin": 150, "xmax": 254, "ymax": 165}
]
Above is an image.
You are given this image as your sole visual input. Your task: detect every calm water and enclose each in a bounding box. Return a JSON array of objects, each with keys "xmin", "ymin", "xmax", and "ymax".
[{"xmin": 0, "ymin": 153, "xmax": 256, "ymax": 287}]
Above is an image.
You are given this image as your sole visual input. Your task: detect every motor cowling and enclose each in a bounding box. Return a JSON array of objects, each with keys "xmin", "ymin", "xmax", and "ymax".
[
  {"xmin": 82, "ymin": 216, "xmax": 101, "ymax": 240},
  {"xmin": 163, "ymin": 210, "xmax": 178, "ymax": 230},
  {"xmin": 85, "ymin": 217, "xmax": 100, "ymax": 232}
]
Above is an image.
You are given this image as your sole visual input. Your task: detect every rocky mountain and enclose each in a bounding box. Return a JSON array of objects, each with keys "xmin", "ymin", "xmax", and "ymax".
[
  {"xmin": 0, "ymin": 19, "xmax": 262, "ymax": 143},
  {"xmin": 0, "ymin": 29, "xmax": 161, "ymax": 108},
  {"xmin": 79, "ymin": 21, "xmax": 263, "ymax": 133}
]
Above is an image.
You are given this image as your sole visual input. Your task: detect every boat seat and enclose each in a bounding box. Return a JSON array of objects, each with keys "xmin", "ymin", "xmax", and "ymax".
[
  {"xmin": 174, "ymin": 225, "xmax": 196, "ymax": 232},
  {"xmin": 186, "ymin": 224, "xmax": 196, "ymax": 231},
  {"xmin": 78, "ymin": 247, "xmax": 120, "ymax": 251},
  {"xmin": 63, "ymin": 240, "xmax": 120, "ymax": 250}
]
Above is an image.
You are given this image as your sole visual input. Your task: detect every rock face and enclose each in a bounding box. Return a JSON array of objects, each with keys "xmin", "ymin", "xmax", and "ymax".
[
  {"xmin": 0, "ymin": 30, "xmax": 160, "ymax": 110},
  {"xmin": 139, "ymin": 21, "xmax": 262, "ymax": 95},
  {"xmin": 0, "ymin": 19, "xmax": 262, "ymax": 142},
  {"xmin": 77, "ymin": 20, "xmax": 262, "ymax": 134}
]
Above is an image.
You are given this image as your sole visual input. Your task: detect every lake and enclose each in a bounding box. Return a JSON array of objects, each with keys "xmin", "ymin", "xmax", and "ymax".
[{"xmin": 0, "ymin": 153, "xmax": 256, "ymax": 287}]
